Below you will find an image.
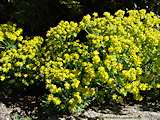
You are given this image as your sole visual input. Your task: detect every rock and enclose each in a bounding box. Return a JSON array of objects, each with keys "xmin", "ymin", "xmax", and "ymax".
[
  {"xmin": 79, "ymin": 105, "xmax": 160, "ymax": 120},
  {"xmin": 0, "ymin": 103, "xmax": 12, "ymax": 120}
]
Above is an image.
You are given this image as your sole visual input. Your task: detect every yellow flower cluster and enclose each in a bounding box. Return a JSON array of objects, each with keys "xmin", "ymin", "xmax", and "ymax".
[
  {"xmin": 92, "ymin": 50, "xmax": 101, "ymax": 64},
  {"xmin": 45, "ymin": 20, "xmax": 81, "ymax": 60},
  {"xmin": 48, "ymin": 94, "xmax": 61, "ymax": 105},
  {"xmin": 0, "ymin": 24, "xmax": 23, "ymax": 51},
  {"xmin": 0, "ymin": 36, "xmax": 43, "ymax": 86},
  {"xmin": 104, "ymin": 55, "xmax": 123, "ymax": 72},
  {"xmin": 122, "ymin": 67, "xmax": 142, "ymax": 81},
  {"xmin": 122, "ymin": 81, "xmax": 151, "ymax": 101},
  {"xmin": 82, "ymin": 62, "xmax": 95, "ymax": 85},
  {"xmin": 98, "ymin": 66, "xmax": 109, "ymax": 83},
  {"xmin": 42, "ymin": 54, "xmax": 97, "ymax": 112}
]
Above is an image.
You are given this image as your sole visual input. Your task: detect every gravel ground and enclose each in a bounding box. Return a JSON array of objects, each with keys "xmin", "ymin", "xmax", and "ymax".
[
  {"xmin": 77, "ymin": 106, "xmax": 160, "ymax": 120},
  {"xmin": 1, "ymin": 102, "xmax": 160, "ymax": 120}
]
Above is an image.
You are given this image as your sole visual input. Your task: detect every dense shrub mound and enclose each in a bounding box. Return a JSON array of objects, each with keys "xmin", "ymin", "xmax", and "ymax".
[
  {"xmin": 0, "ymin": 24, "xmax": 43, "ymax": 87},
  {"xmin": 0, "ymin": 9, "xmax": 160, "ymax": 114}
]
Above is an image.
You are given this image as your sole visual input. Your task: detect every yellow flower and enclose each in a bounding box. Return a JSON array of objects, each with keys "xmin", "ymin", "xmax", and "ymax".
[
  {"xmin": 132, "ymin": 81, "xmax": 140, "ymax": 87},
  {"xmin": 23, "ymin": 74, "xmax": 28, "ymax": 78},
  {"xmin": 115, "ymin": 10, "xmax": 125, "ymax": 18},
  {"xmin": 98, "ymin": 66, "xmax": 105, "ymax": 72},
  {"xmin": 50, "ymin": 84, "xmax": 58, "ymax": 93},
  {"xmin": 136, "ymin": 67, "xmax": 142, "ymax": 75},
  {"xmin": 103, "ymin": 12, "xmax": 111, "ymax": 18},
  {"xmin": 93, "ymin": 50, "xmax": 99, "ymax": 55},
  {"xmin": 15, "ymin": 28, "xmax": 23, "ymax": 36},
  {"xmin": 73, "ymin": 53, "xmax": 79, "ymax": 59},
  {"xmin": 15, "ymin": 72, "xmax": 22, "ymax": 77},
  {"xmin": 47, "ymin": 94, "xmax": 54, "ymax": 102},
  {"xmin": 69, "ymin": 98, "xmax": 75, "ymax": 105},
  {"xmin": 64, "ymin": 82, "xmax": 70, "ymax": 90},
  {"xmin": 134, "ymin": 94, "xmax": 143, "ymax": 101},
  {"xmin": 46, "ymin": 79, "xmax": 51, "ymax": 84},
  {"xmin": 93, "ymin": 12, "xmax": 98, "ymax": 17},
  {"xmin": 0, "ymin": 31, "xmax": 4, "ymax": 40},
  {"xmin": 71, "ymin": 79, "xmax": 80, "ymax": 88},
  {"xmin": 107, "ymin": 78, "xmax": 114, "ymax": 85},
  {"xmin": 119, "ymin": 88, "xmax": 127, "ymax": 96},
  {"xmin": 90, "ymin": 88, "xmax": 96, "ymax": 96},
  {"xmin": 0, "ymin": 76, "xmax": 5, "ymax": 81},
  {"xmin": 135, "ymin": 56, "xmax": 142, "ymax": 66},
  {"xmin": 139, "ymin": 83, "xmax": 149, "ymax": 91},
  {"xmin": 64, "ymin": 53, "xmax": 70, "ymax": 61},
  {"xmin": 122, "ymin": 70, "xmax": 129, "ymax": 79},
  {"xmin": 73, "ymin": 92, "xmax": 82, "ymax": 103},
  {"xmin": 116, "ymin": 63, "xmax": 123, "ymax": 71},
  {"xmin": 98, "ymin": 66, "xmax": 109, "ymax": 81},
  {"xmin": 112, "ymin": 94, "xmax": 118, "ymax": 100},
  {"xmin": 125, "ymin": 83, "xmax": 132, "ymax": 91},
  {"xmin": 104, "ymin": 36, "xmax": 109, "ymax": 41},
  {"xmin": 57, "ymin": 87, "xmax": 62, "ymax": 93},
  {"xmin": 2, "ymin": 68, "xmax": 8, "ymax": 73},
  {"xmin": 83, "ymin": 14, "xmax": 91, "ymax": 23},
  {"xmin": 132, "ymin": 87, "xmax": 139, "ymax": 94},
  {"xmin": 92, "ymin": 55, "xmax": 100, "ymax": 64},
  {"xmin": 156, "ymin": 83, "xmax": 160, "ymax": 88},
  {"xmin": 15, "ymin": 62, "xmax": 23, "ymax": 67},
  {"xmin": 104, "ymin": 59, "xmax": 111, "ymax": 66},
  {"xmin": 53, "ymin": 97, "xmax": 61, "ymax": 105}
]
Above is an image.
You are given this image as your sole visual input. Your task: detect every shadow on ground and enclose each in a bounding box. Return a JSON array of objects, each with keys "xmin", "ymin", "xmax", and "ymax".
[{"xmin": 0, "ymin": 86, "xmax": 160, "ymax": 120}]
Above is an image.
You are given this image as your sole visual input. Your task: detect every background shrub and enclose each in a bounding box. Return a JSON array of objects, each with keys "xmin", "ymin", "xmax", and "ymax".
[
  {"xmin": 0, "ymin": 0, "xmax": 160, "ymax": 36},
  {"xmin": 0, "ymin": 24, "xmax": 43, "ymax": 88}
]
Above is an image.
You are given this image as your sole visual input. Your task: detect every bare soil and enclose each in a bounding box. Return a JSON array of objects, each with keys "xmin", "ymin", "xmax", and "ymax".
[
  {"xmin": 0, "ymin": 86, "xmax": 160, "ymax": 120},
  {"xmin": 1, "ymin": 100, "xmax": 160, "ymax": 120}
]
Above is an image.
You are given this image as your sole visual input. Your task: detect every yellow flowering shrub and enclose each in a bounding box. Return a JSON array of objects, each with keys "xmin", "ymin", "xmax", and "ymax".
[
  {"xmin": 42, "ymin": 9, "xmax": 160, "ymax": 113},
  {"xmin": 0, "ymin": 24, "xmax": 23, "ymax": 53},
  {"xmin": 0, "ymin": 27, "xmax": 43, "ymax": 87},
  {"xmin": 1, "ymin": 9, "xmax": 160, "ymax": 114}
]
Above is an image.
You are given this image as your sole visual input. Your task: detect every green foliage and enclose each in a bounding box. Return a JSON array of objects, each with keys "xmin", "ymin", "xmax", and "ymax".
[{"xmin": 11, "ymin": 113, "xmax": 32, "ymax": 120}]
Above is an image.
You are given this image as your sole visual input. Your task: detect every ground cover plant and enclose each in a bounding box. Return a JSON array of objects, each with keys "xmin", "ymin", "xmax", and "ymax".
[{"xmin": 0, "ymin": 9, "xmax": 160, "ymax": 117}]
